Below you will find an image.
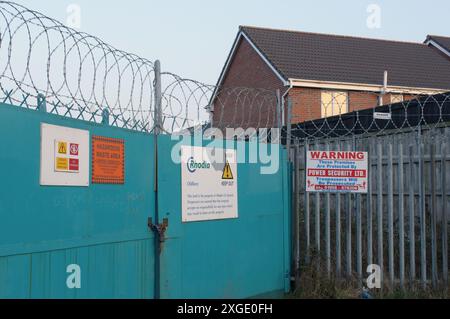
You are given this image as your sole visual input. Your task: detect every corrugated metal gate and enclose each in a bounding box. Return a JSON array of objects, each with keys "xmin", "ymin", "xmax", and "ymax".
[{"xmin": 0, "ymin": 102, "xmax": 290, "ymax": 298}]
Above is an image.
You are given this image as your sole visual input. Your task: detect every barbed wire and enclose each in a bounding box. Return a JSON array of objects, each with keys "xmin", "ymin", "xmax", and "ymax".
[
  {"xmin": 288, "ymin": 91, "xmax": 450, "ymax": 142},
  {"xmin": 1, "ymin": 1, "xmax": 449, "ymax": 139},
  {"xmin": 0, "ymin": 0, "xmax": 155, "ymax": 130}
]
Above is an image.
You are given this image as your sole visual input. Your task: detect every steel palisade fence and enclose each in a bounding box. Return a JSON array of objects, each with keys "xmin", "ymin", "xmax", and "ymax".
[{"xmin": 288, "ymin": 97, "xmax": 450, "ymax": 292}]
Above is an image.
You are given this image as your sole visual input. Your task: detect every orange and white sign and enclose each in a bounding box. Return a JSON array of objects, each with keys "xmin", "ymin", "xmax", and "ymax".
[
  {"xmin": 306, "ymin": 151, "xmax": 368, "ymax": 193},
  {"xmin": 91, "ymin": 136, "xmax": 125, "ymax": 184}
]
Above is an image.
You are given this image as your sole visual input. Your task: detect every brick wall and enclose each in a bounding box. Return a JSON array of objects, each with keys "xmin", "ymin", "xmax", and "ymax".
[
  {"xmin": 212, "ymin": 37, "xmax": 285, "ymax": 129},
  {"xmin": 349, "ymin": 91, "xmax": 379, "ymax": 112},
  {"xmin": 289, "ymin": 87, "xmax": 321, "ymax": 123}
]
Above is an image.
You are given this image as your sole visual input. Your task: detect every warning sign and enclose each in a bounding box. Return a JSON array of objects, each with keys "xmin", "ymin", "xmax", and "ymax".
[
  {"xmin": 40, "ymin": 123, "xmax": 89, "ymax": 187},
  {"xmin": 222, "ymin": 162, "xmax": 233, "ymax": 180},
  {"xmin": 70, "ymin": 143, "xmax": 79, "ymax": 155},
  {"xmin": 58, "ymin": 142, "xmax": 67, "ymax": 154},
  {"xmin": 54, "ymin": 140, "xmax": 80, "ymax": 173},
  {"xmin": 92, "ymin": 136, "xmax": 125, "ymax": 184},
  {"xmin": 55, "ymin": 157, "xmax": 68, "ymax": 170},
  {"xmin": 306, "ymin": 151, "xmax": 368, "ymax": 193},
  {"xmin": 181, "ymin": 146, "xmax": 238, "ymax": 222}
]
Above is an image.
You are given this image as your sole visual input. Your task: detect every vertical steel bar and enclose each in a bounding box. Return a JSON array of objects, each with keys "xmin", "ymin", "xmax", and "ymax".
[
  {"xmin": 430, "ymin": 141, "xmax": 437, "ymax": 288},
  {"xmin": 346, "ymin": 142, "xmax": 352, "ymax": 277},
  {"xmin": 153, "ymin": 60, "xmax": 162, "ymax": 134},
  {"xmin": 314, "ymin": 142, "xmax": 320, "ymax": 270},
  {"xmin": 408, "ymin": 144, "xmax": 416, "ymax": 283},
  {"xmin": 305, "ymin": 142, "xmax": 310, "ymax": 264},
  {"xmin": 441, "ymin": 142, "xmax": 448, "ymax": 285},
  {"xmin": 316, "ymin": 189, "xmax": 321, "ymax": 254},
  {"xmin": 294, "ymin": 144, "xmax": 301, "ymax": 285},
  {"xmin": 377, "ymin": 142, "xmax": 384, "ymax": 286},
  {"xmin": 367, "ymin": 140, "xmax": 373, "ymax": 267},
  {"xmin": 37, "ymin": 93, "xmax": 47, "ymax": 113},
  {"xmin": 286, "ymin": 98, "xmax": 292, "ymax": 162},
  {"xmin": 398, "ymin": 143, "xmax": 405, "ymax": 288},
  {"xmin": 418, "ymin": 134, "xmax": 427, "ymax": 288},
  {"xmin": 325, "ymin": 142, "xmax": 331, "ymax": 276},
  {"xmin": 388, "ymin": 143, "xmax": 394, "ymax": 287},
  {"xmin": 336, "ymin": 189, "xmax": 341, "ymax": 278},
  {"xmin": 356, "ymin": 186, "xmax": 362, "ymax": 285},
  {"xmin": 153, "ymin": 59, "xmax": 162, "ymax": 299}
]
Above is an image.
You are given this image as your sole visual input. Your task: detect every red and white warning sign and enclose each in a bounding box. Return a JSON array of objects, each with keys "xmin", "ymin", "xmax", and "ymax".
[{"xmin": 306, "ymin": 151, "xmax": 368, "ymax": 193}]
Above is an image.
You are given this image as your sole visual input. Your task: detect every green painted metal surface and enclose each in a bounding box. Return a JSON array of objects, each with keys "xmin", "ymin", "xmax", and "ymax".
[
  {"xmin": 157, "ymin": 135, "xmax": 291, "ymax": 298},
  {"xmin": 0, "ymin": 103, "xmax": 156, "ymax": 298},
  {"xmin": 0, "ymin": 102, "xmax": 290, "ymax": 298}
]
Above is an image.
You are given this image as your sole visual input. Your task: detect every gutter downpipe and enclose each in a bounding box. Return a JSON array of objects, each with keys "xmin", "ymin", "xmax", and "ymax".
[{"xmin": 281, "ymin": 79, "xmax": 293, "ymax": 127}]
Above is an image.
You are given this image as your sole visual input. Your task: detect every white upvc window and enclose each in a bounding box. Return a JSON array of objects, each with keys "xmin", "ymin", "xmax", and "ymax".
[
  {"xmin": 321, "ymin": 91, "xmax": 348, "ymax": 118},
  {"xmin": 390, "ymin": 94, "xmax": 404, "ymax": 103}
]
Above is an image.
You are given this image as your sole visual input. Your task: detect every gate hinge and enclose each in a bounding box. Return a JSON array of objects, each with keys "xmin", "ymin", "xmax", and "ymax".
[{"xmin": 148, "ymin": 217, "xmax": 168, "ymax": 252}]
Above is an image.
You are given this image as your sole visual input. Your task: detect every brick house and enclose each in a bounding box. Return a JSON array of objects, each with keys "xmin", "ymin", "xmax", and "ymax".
[{"xmin": 210, "ymin": 26, "xmax": 450, "ymax": 128}]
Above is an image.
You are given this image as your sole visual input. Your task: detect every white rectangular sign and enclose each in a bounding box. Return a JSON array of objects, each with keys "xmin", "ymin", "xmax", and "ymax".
[
  {"xmin": 181, "ymin": 145, "xmax": 238, "ymax": 222},
  {"xmin": 40, "ymin": 123, "xmax": 89, "ymax": 186},
  {"xmin": 306, "ymin": 151, "xmax": 368, "ymax": 193},
  {"xmin": 373, "ymin": 112, "xmax": 391, "ymax": 120}
]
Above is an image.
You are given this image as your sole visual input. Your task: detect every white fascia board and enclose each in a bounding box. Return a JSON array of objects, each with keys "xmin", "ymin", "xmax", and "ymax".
[
  {"xmin": 288, "ymin": 78, "xmax": 448, "ymax": 95},
  {"xmin": 425, "ymin": 39, "xmax": 450, "ymax": 58}
]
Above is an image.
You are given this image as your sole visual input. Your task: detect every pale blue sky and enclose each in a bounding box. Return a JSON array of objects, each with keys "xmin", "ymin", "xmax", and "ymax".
[{"xmin": 14, "ymin": 0, "xmax": 450, "ymax": 84}]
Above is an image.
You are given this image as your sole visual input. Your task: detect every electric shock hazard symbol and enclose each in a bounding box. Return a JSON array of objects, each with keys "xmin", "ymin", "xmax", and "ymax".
[{"xmin": 222, "ymin": 161, "xmax": 234, "ymax": 180}]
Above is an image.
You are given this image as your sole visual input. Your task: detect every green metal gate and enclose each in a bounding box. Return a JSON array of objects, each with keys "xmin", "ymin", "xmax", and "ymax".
[{"xmin": 0, "ymin": 101, "xmax": 291, "ymax": 298}]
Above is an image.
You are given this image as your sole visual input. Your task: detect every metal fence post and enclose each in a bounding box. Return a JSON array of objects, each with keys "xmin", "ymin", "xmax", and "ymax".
[
  {"xmin": 430, "ymin": 140, "xmax": 437, "ymax": 288},
  {"xmin": 377, "ymin": 142, "xmax": 384, "ymax": 287},
  {"xmin": 441, "ymin": 142, "xmax": 448, "ymax": 286},
  {"xmin": 346, "ymin": 141, "xmax": 352, "ymax": 277},
  {"xmin": 37, "ymin": 93, "xmax": 46, "ymax": 112},
  {"xmin": 387, "ymin": 143, "xmax": 394, "ymax": 287},
  {"xmin": 408, "ymin": 144, "xmax": 416, "ymax": 283},
  {"xmin": 286, "ymin": 98, "xmax": 292, "ymax": 161},
  {"xmin": 305, "ymin": 141, "xmax": 311, "ymax": 264},
  {"xmin": 336, "ymin": 141, "xmax": 342, "ymax": 278},
  {"xmin": 418, "ymin": 132, "xmax": 427, "ymax": 289},
  {"xmin": 398, "ymin": 142, "xmax": 405, "ymax": 289},
  {"xmin": 294, "ymin": 143, "xmax": 301, "ymax": 287},
  {"xmin": 367, "ymin": 139, "xmax": 373, "ymax": 268},
  {"xmin": 101, "ymin": 108, "xmax": 110, "ymax": 125},
  {"xmin": 325, "ymin": 142, "xmax": 331, "ymax": 277},
  {"xmin": 153, "ymin": 60, "xmax": 162, "ymax": 299},
  {"xmin": 154, "ymin": 60, "xmax": 162, "ymax": 134}
]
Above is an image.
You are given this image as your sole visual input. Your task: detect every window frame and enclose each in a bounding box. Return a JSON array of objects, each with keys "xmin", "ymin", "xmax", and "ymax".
[
  {"xmin": 321, "ymin": 90, "xmax": 349, "ymax": 118},
  {"xmin": 390, "ymin": 94, "xmax": 404, "ymax": 104}
]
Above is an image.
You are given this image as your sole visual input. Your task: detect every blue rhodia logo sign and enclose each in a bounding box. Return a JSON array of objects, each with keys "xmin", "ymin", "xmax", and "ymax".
[{"xmin": 187, "ymin": 157, "xmax": 211, "ymax": 173}]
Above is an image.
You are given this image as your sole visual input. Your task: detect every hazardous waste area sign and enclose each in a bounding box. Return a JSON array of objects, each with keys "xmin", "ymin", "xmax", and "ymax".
[
  {"xmin": 306, "ymin": 151, "xmax": 368, "ymax": 193},
  {"xmin": 40, "ymin": 123, "xmax": 89, "ymax": 186},
  {"xmin": 92, "ymin": 136, "xmax": 125, "ymax": 184},
  {"xmin": 181, "ymin": 146, "xmax": 238, "ymax": 222}
]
